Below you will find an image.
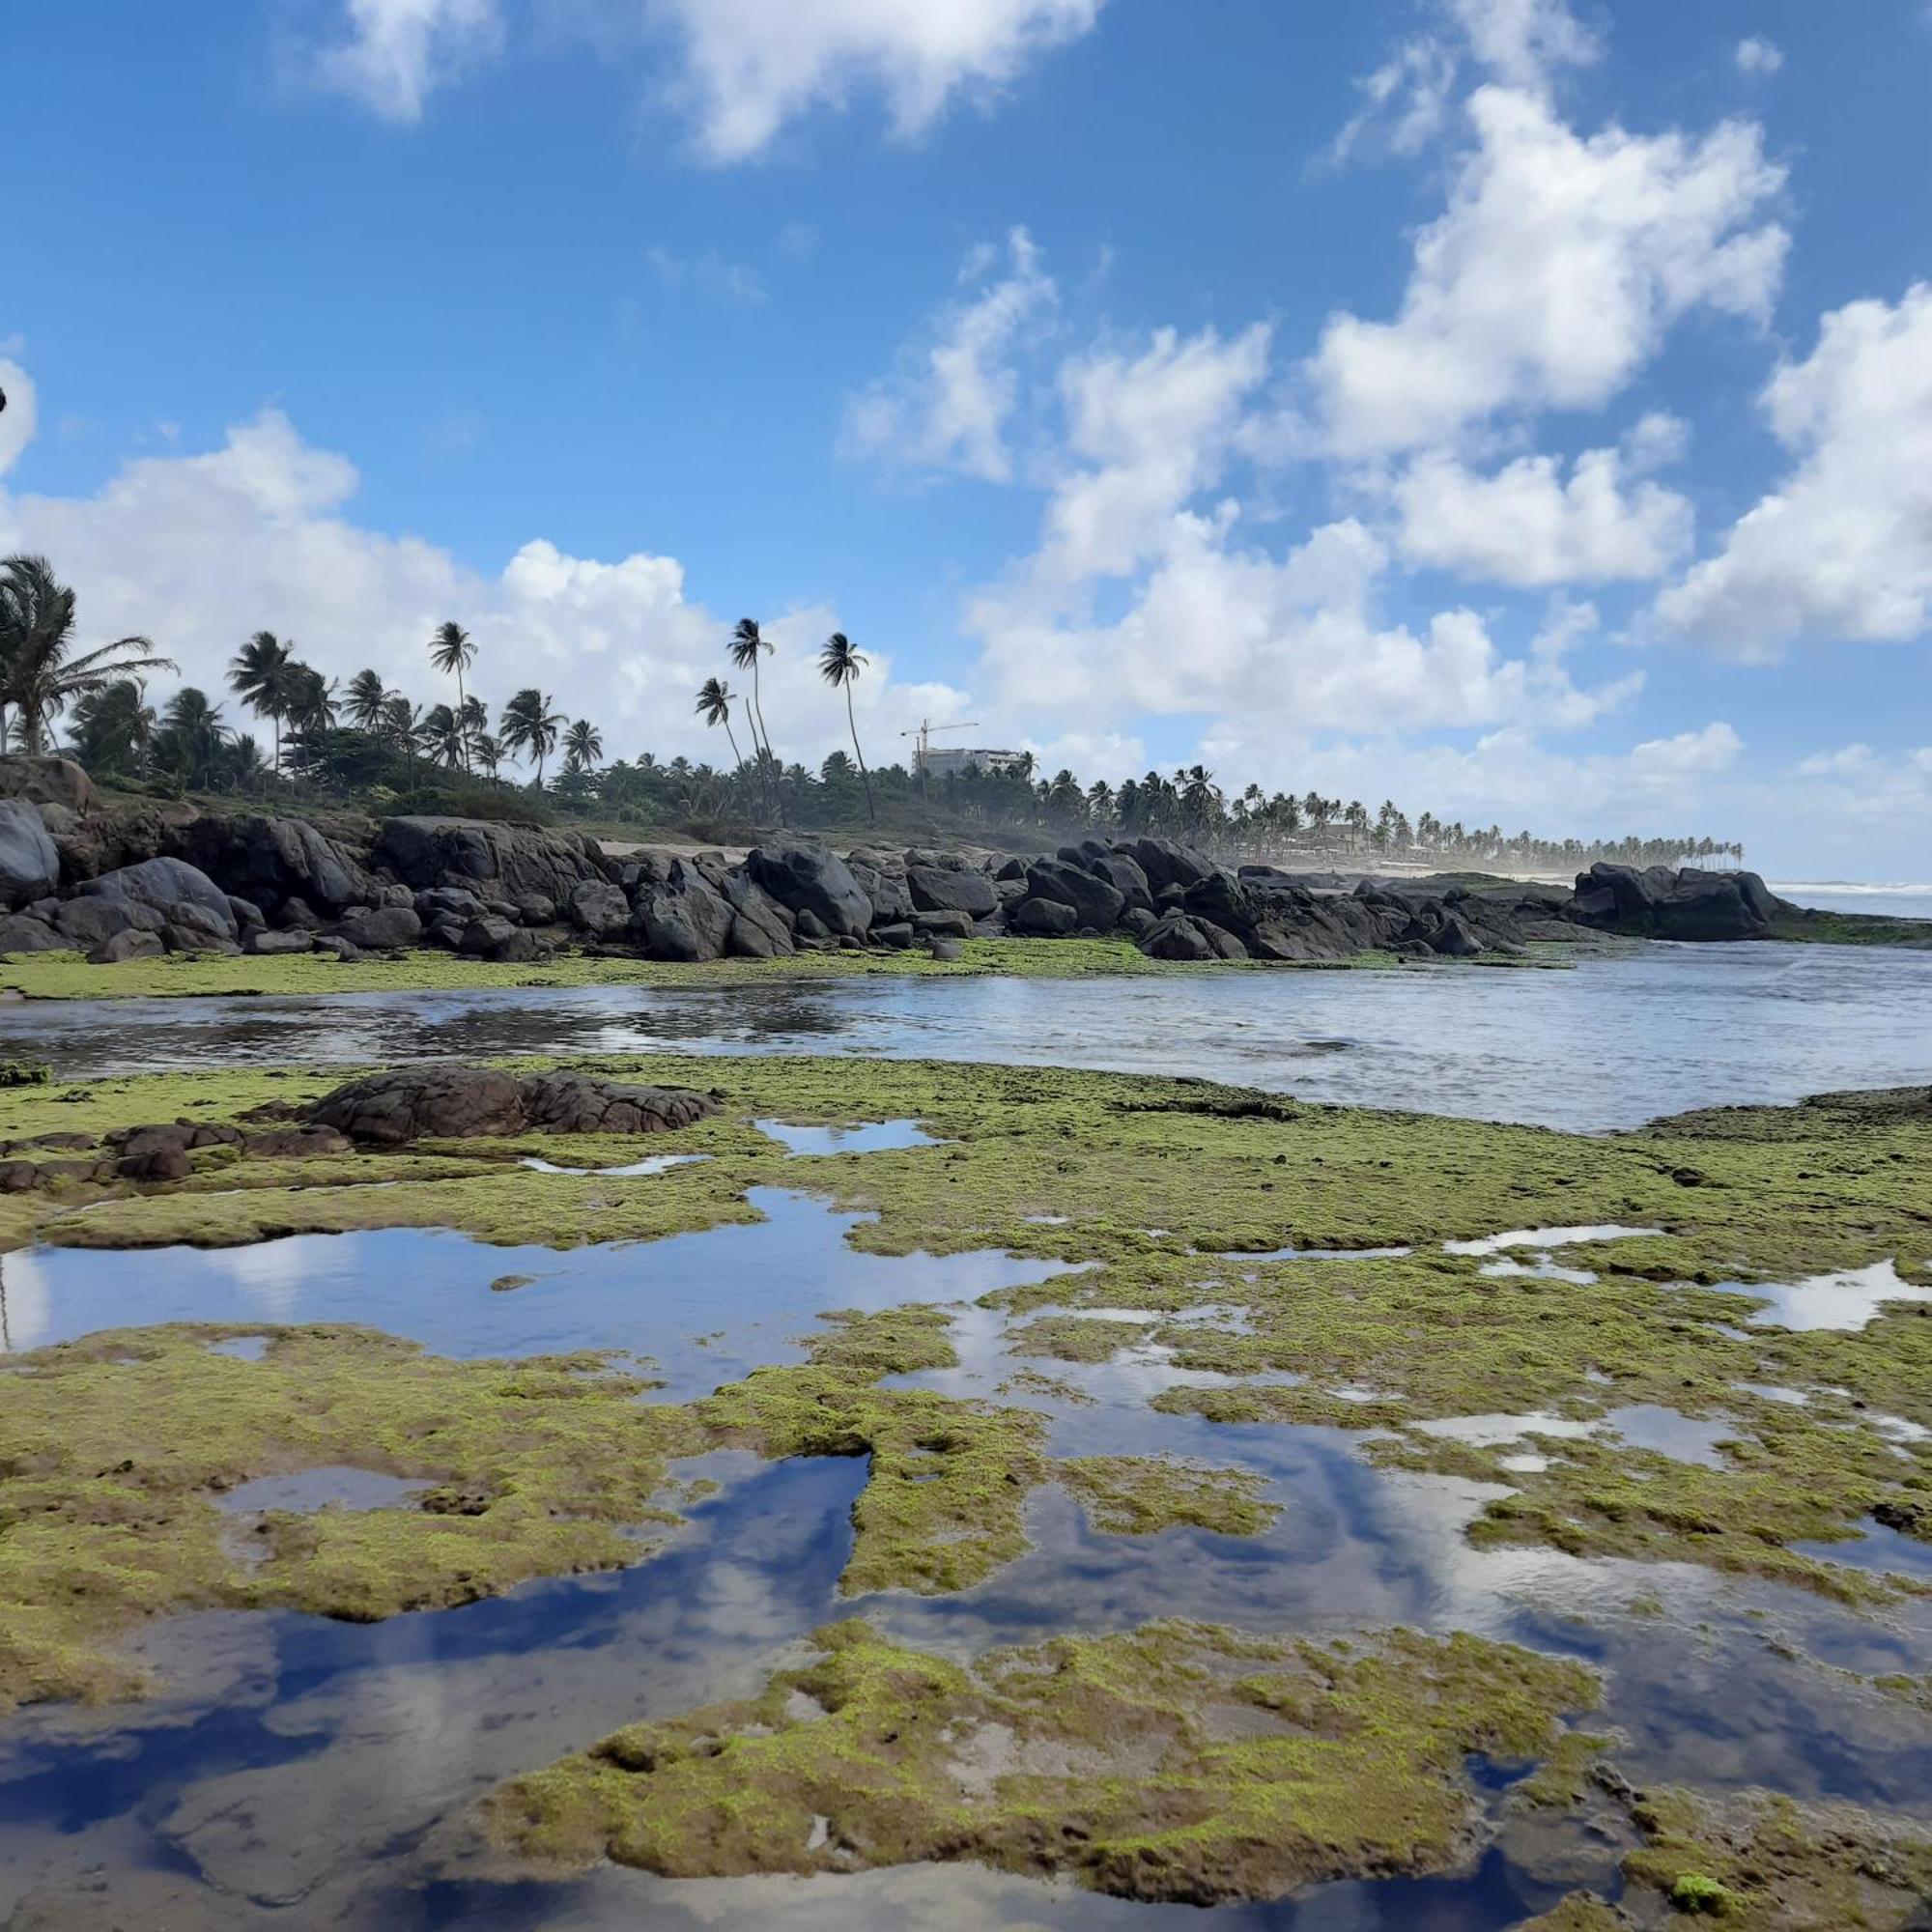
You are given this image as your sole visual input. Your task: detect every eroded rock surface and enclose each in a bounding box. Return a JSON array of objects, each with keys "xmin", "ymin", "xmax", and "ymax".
[{"xmin": 308, "ymin": 1065, "xmax": 716, "ymax": 1143}]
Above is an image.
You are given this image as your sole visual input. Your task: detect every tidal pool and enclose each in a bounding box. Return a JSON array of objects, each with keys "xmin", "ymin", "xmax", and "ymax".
[{"xmin": 6, "ymin": 935, "xmax": 1932, "ymax": 1128}]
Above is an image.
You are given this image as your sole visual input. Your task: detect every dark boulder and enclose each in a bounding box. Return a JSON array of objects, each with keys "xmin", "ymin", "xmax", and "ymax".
[
  {"xmin": 565, "ymin": 879, "xmax": 631, "ymax": 937},
  {"xmin": 87, "ymin": 929, "xmax": 166, "ymax": 965},
  {"xmin": 927, "ymin": 936, "xmax": 964, "ymax": 962},
  {"xmin": 1010, "ymin": 895, "xmax": 1077, "ymax": 936},
  {"xmin": 53, "ymin": 896, "xmax": 166, "ymax": 950},
  {"xmin": 721, "ymin": 871, "xmax": 796, "ymax": 959},
  {"xmin": 79, "ymin": 857, "xmax": 237, "ymax": 939},
  {"xmin": 1024, "ymin": 858, "xmax": 1125, "ymax": 930},
  {"xmin": 906, "ymin": 862, "xmax": 997, "ymax": 919},
  {"xmin": 376, "ymin": 816, "xmax": 609, "ymax": 907},
  {"xmin": 1429, "ymin": 913, "xmax": 1484, "ymax": 957},
  {"xmin": 309, "ymin": 1065, "xmax": 716, "ymax": 1144},
  {"xmin": 245, "ymin": 928, "xmax": 313, "ymax": 956},
  {"xmin": 846, "ymin": 846, "xmax": 915, "ymax": 924},
  {"xmin": 871, "ymin": 922, "xmax": 915, "ymax": 949},
  {"xmin": 0, "ymin": 914, "xmax": 60, "ymax": 953},
  {"xmin": 335, "ymin": 905, "xmax": 423, "ymax": 951},
  {"xmin": 1127, "ymin": 837, "xmax": 1217, "ymax": 894},
  {"xmin": 1140, "ymin": 911, "xmax": 1216, "ymax": 961},
  {"xmin": 0, "ymin": 800, "xmax": 61, "ymax": 906},
  {"xmin": 909, "ymin": 909, "xmax": 974, "ymax": 938},
  {"xmin": 414, "ymin": 885, "xmax": 488, "ymax": 927},
  {"xmin": 1086, "ymin": 849, "xmax": 1153, "ymax": 913},
  {"xmin": 632, "ymin": 859, "xmax": 733, "ymax": 961},
  {"xmin": 747, "ymin": 843, "xmax": 872, "ymax": 938}
]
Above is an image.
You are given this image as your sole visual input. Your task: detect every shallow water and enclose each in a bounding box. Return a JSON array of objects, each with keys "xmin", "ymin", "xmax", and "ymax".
[
  {"xmin": 4, "ymin": 1202, "xmax": 1928, "ymax": 1926},
  {"xmin": 6, "ymin": 938, "xmax": 1932, "ymax": 1129}
]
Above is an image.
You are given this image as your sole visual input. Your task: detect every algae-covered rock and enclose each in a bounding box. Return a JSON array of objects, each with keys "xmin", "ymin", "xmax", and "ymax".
[
  {"xmin": 487, "ymin": 1617, "xmax": 1600, "ymax": 1903},
  {"xmin": 307, "ymin": 1065, "xmax": 716, "ymax": 1144}
]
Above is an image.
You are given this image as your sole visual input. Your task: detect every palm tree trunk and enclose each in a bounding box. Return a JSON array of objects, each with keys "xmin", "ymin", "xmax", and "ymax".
[
  {"xmin": 456, "ymin": 668, "xmax": 469, "ymax": 774},
  {"xmin": 750, "ymin": 657, "xmax": 782, "ymax": 826},
  {"xmin": 845, "ymin": 685, "xmax": 874, "ymax": 826}
]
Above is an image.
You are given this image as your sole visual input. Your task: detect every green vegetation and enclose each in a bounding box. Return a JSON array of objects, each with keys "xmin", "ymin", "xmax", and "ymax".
[
  {"xmin": 485, "ymin": 1616, "xmax": 1600, "ymax": 1903},
  {"xmin": 1057, "ymin": 1456, "xmax": 1280, "ymax": 1536},
  {"xmin": 0, "ymin": 1322, "xmax": 702, "ymax": 1712}
]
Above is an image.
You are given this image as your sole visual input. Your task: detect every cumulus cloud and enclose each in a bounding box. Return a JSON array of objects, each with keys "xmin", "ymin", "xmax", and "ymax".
[
  {"xmin": 1391, "ymin": 443, "xmax": 1694, "ymax": 584},
  {"xmin": 0, "ymin": 392, "xmax": 961, "ymax": 769},
  {"xmin": 651, "ymin": 0, "xmax": 1105, "ymax": 162},
  {"xmin": 1443, "ymin": 0, "xmax": 1600, "ymax": 93},
  {"xmin": 1734, "ymin": 36, "xmax": 1783, "ymax": 77},
  {"xmin": 1310, "ymin": 86, "xmax": 1787, "ymax": 455},
  {"xmin": 841, "ymin": 228, "xmax": 1056, "ymax": 482},
  {"xmin": 1656, "ymin": 283, "xmax": 1932, "ymax": 658},
  {"xmin": 307, "ymin": 0, "xmax": 504, "ymax": 121}
]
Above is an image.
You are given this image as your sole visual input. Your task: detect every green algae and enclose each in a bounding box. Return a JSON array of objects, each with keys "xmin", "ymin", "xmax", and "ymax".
[
  {"xmin": 1516, "ymin": 1898, "xmax": 1630, "ymax": 1931},
  {"xmin": 1056, "ymin": 1456, "xmax": 1280, "ymax": 1536},
  {"xmin": 0, "ymin": 936, "xmax": 1290, "ymax": 1006},
  {"xmin": 485, "ymin": 1615, "xmax": 1600, "ymax": 1904},
  {"xmin": 1009, "ymin": 1314, "xmax": 1155, "ymax": 1361},
  {"xmin": 0, "ymin": 1323, "xmax": 704, "ymax": 1713},
  {"xmin": 1618, "ymin": 1784, "xmax": 1932, "ymax": 1929}
]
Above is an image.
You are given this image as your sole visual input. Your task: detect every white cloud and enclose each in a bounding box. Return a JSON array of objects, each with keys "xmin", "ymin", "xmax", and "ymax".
[
  {"xmin": 645, "ymin": 245, "xmax": 768, "ymax": 304},
  {"xmin": 1310, "ymin": 85, "xmax": 1787, "ymax": 455},
  {"xmin": 1627, "ymin": 719, "xmax": 1743, "ymax": 777},
  {"xmin": 1324, "ymin": 36, "xmax": 1460, "ymax": 167},
  {"xmin": 1391, "ymin": 443, "xmax": 1694, "ymax": 584},
  {"xmin": 1656, "ymin": 284, "xmax": 1932, "ymax": 658},
  {"xmin": 1443, "ymin": 0, "xmax": 1600, "ymax": 93},
  {"xmin": 0, "ymin": 359, "xmax": 36, "ymax": 479},
  {"xmin": 841, "ymin": 228, "xmax": 1055, "ymax": 482},
  {"xmin": 0, "ymin": 393, "xmax": 959, "ymax": 771},
  {"xmin": 647, "ymin": 0, "xmax": 1104, "ymax": 162},
  {"xmin": 308, "ymin": 0, "xmax": 504, "ymax": 121},
  {"xmin": 1734, "ymin": 36, "xmax": 1784, "ymax": 77}
]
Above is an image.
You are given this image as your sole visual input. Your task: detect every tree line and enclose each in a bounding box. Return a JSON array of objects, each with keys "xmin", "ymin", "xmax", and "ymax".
[{"xmin": 0, "ymin": 554, "xmax": 1744, "ymax": 873}]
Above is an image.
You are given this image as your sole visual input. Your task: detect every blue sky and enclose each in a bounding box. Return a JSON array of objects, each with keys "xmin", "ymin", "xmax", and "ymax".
[{"xmin": 4, "ymin": 0, "xmax": 1930, "ymax": 876}]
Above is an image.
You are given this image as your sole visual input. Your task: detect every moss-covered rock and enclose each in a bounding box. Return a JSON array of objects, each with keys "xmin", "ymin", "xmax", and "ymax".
[{"xmin": 486, "ymin": 1617, "xmax": 1601, "ymax": 1904}]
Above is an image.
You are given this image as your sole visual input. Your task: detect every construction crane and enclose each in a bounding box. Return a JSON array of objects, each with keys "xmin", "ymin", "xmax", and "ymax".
[{"xmin": 898, "ymin": 718, "xmax": 981, "ymax": 778}]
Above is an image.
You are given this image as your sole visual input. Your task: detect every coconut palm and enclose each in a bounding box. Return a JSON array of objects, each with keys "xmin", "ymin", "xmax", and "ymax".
[
  {"xmin": 499, "ymin": 687, "xmax": 565, "ymax": 786},
  {"xmin": 381, "ymin": 695, "xmax": 425, "ymax": 783},
  {"xmin": 563, "ymin": 718, "xmax": 603, "ymax": 774},
  {"xmin": 728, "ymin": 617, "xmax": 781, "ymax": 820},
  {"xmin": 151, "ymin": 687, "xmax": 230, "ymax": 792},
  {"xmin": 68, "ymin": 679, "xmax": 157, "ymax": 779},
  {"xmin": 422, "ymin": 703, "xmax": 467, "ymax": 769},
  {"xmin": 695, "ymin": 676, "xmax": 744, "ymax": 773},
  {"xmin": 817, "ymin": 631, "xmax": 873, "ymax": 826},
  {"xmin": 0, "ymin": 555, "xmax": 175, "ymax": 755},
  {"xmin": 428, "ymin": 622, "xmax": 477, "ymax": 770},
  {"xmin": 472, "ymin": 731, "xmax": 503, "ymax": 780},
  {"xmin": 345, "ymin": 668, "xmax": 391, "ymax": 731},
  {"xmin": 227, "ymin": 632, "xmax": 303, "ymax": 773}
]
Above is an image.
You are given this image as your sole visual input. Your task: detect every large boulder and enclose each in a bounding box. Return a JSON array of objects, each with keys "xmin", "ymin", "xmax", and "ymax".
[
  {"xmin": 0, "ymin": 800, "xmax": 60, "ymax": 907},
  {"xmin": 78, "ymin": 857, "xmax": 237, "ymax": 940},
  {"xmin": 747, "ymin": 843, "xmax": 872, "ymax": 938},
  {"xmin": 632, "ymin": 860, "xmax": 733, "ymax": 961},
  {"xmin": 0, "ymin": 756, "xmax": 96, "ymax": 814},
  {"xmin": 1566, "ymin": 863, "xmax": 1779, "ymax": 941},
  {"xmin": 376, "ymin": 816, "xmax": 609, "ymax": 908},
  {"xmin": 845, "ymin": 846, "xmax": 914, "ymax": 925},
  {"xmin": 721, "ymin": 871, "xmax": 796, "ymax": 959},
  {"xmin": 906, "ymin": 861, "xmax": 998, "ymax": 920},
  {"xmin": 177, "ymin": 813, "xmax": 375, "ymax": 915},
  {"xmin": 335, "ymin": 905, "xmax": 423, "ymax": 951},
  {"xmin": 0, "ymin": 913, "xmax": 60, "ymax": 953},
  {"xmin": 1127, "ymin": 838, "xmax": 1217, "ymax": 894},
  {"xmin": 53, "ymin": 896, "xmax": 167, "ymax": 950},
  {"xmin": 1023, "ymin": 857, "xmax": 1125, "ymax": 931},
  {"xmin": 1086, "ymin": 849, "xmax": 1153, "ymax": 913},
  {"xmin": 1140, "ymin": 911, "xmax": 1217, "ymax": 961},
  {"xmin": 309, "ymin": 1065, "xmax": 716, "ymax": 1144},
  {"xmin": 565, "ymin": 879, "xmax": 631, "ymax": 938},
  {"xmin": 1010, "ymin": 895, "xmax": 1077, "ymax": 936}
]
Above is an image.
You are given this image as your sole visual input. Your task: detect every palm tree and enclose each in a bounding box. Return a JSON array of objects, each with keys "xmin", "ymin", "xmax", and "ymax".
[
  {"xmin": 428, "ymin": 622, "xmax": 477, "ymax": 770},
  {"xmin": 151, "ymin": 687, "xmax": 230, "ymax": 792},
  {"xmin": 345, "ymin": 668, "xmax": 391, "ymax": 731},
  {"xmin": 499, "ymin": 686, "xmax": 565, "ymax": 786},
  {"xmin": 227, "ymin": 631, "xmax": 302, "ymax": 773},
  {"xmin": 817, "ymin": 631, "xmax": 873, "ymax": 825},
  {"xmin": 0, "ymin": 555, "xmax": 175, "ymax": 755},
  {"xmin": 564, "ymin": 718, "xmax": 603, "ymax": 774},
  {"xmin": 728, "ymin": 617, "xmax": 779, "ymax": 819},
  {"xmin": 422, "ymin": 702, "xmax": 467, "ymax": 769},
  {"xmin": 472, "ymin": 731, "xmax": 503, "ymax": 780},
  {"xmin": 68, "ymin": 679, "xmax": 157, "ymax": 779},
  {"xmin": 695, "ymin": 676, "xmax": 744, "ymax": 772},
  {"xmin": 382, "ymin": 695, "xmax": 425, "ymax": 783}
]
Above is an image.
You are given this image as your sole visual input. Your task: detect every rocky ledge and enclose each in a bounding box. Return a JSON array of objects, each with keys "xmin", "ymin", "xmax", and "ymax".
[{"xmin": 0, "ymin": 755, "xmax": 1811, "ymax": 972}]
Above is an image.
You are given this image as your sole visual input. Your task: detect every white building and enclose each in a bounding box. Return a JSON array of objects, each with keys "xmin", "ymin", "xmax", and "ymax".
[{"xmin": 921, "ymin": 747, "xmax": 1030, "ymax": 780}]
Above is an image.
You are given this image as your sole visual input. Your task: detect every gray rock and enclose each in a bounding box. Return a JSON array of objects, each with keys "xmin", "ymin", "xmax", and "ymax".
[
  {"xmin": 457, "ymin": 914, "xmax": 518, "ymax": 956},
  {"xmin": 632, "ymin": 859, "xmax": 733, "ymax": 961},
  {"xmin": 514, "ymin": 893, "xmax": 556, "ymax": 926},
  {"xmin": 53, "ymin": 896, "xmax": 167, "ymax": 949},
  {"xmin": 1024, "ymin": 858, "xmax": 1126, "ymax": 930},
  {"xmin": 0, "ymin": 800, "xmax": 61, "ymax": 906},
  {"xmin": 245, "ymin": 928, "xmax": 314, "ymax": 955},
  {"xmin": 1140, "ymin": 911, "xmax": 1216, "ymax": 961},
  {"xmin": 1127, "ymin": 838, "xmax": 1217, "ymax": 894},
  {"xmin": 1010, "ymin": 895, "xmax": 1077, "ymax": 936},
  {"xmin": 0, "ymin": 755, "xmax": 96, "ymax": 813},
  {"xmin": 376, "ymin": 815, "xmax": 609, "ymax": 908},
  {"xmin": 80, "ymin": 857, "xmax": 237, "ymax": 938},
  {"xmin": 721, "ymin": 871, "xmax": 796, "ymax": 958},
  {"xmin": 909, "ymin": 909, "xmax": 973, "ymax": 938},
  {"xmin": 926, "ymin": 936, "xmax": 964, "ymax": 962},
  {"xmin": 335, "ymin": 905, "xmax": 423, "ymax": 950},
  {"xmin": 87, "ymin": 929, "xmax": 166, "ymax": 965},
  {"xmin": 310, "ymin": 1065, "xmax": 717, "ymax": 1144},
  {"xmin": 0, "ymin": 914, "xmax": 61, "ymax": 954},
  {"xmin": 414, "ymin": 885, "xmax": 488, "ymax": 925},
  {"xmin": 747, "ymin": 843, "xmax": 872, "ymax": 938},
  {"xmin": 565, "ymin": 879, "xmax": 631, "ymax": 937},
  {"xmin": 906, "ymin": 863, "xmax": 998, "ymax": 919},
  {"xmin": 870, "ymin": 922, "xmax": 915, "ymax": 949}
]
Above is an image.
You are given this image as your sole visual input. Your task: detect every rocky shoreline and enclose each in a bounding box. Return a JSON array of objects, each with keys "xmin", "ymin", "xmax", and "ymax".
[{"xmin": 0, "ymin": 757, "xmax": 1823, "ymax": 973}]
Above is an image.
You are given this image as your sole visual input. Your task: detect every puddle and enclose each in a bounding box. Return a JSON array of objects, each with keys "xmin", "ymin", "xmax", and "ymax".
[
  {"xmin": 1600, "ymin": 1405, "xmax": 1732, "ymax": 1469},
  {"xmin": 1732, "ymin": 1381, "xmax": 1811, "ymax": 1406},
  {"xmin": 753, "ymin": 1119, "xmax": 941, "ymax": 1156},
  {"xmin": 1794, "ymin": 1520, "xmax": 1932, "ymax": 1581},
  {"xmin": 1214, "ymin": 1243, "xmax": 1414, "ymax": 1263},
  {"xmin": 205, "ymin": 1334, "xmax": 271, "ymax": 1362},
  {"xmin": 1443, "ymin": 1225, "xmax": 1662, "ymax": 1257},
  {"xmin": 213, "ymin": 1467, "xmax": 428, "ymax": 1516},
  {"xmin": 1478, "ymin": 1257, "xmax": 1599, "ymax": 1285},
  {"xmin": 0, "ymin": 1191, "xmax": 1080, "ymax": 1404},
  {"xmin": 1714, "ymin": 1260, "xmax": 1932, "ymax": 1331},
  {"xmin": 1415, "ymin": 1412, "xmax": 1595, "ymax": 1448},
  {"xmin": 518, "ymin": 1153, "xmax": 710, "ymax": 1179}
]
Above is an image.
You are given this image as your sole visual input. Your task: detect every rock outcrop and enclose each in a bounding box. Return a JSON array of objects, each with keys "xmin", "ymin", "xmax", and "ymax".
[{"xmin": 309, "ymin": 1065, "xmax": 718, "ymax": 1144}]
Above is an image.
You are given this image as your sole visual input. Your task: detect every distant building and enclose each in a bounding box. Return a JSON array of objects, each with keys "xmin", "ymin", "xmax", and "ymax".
[{"xmin": 921, "ymin": 746, "xmax": 1029, "ymax": 780}]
